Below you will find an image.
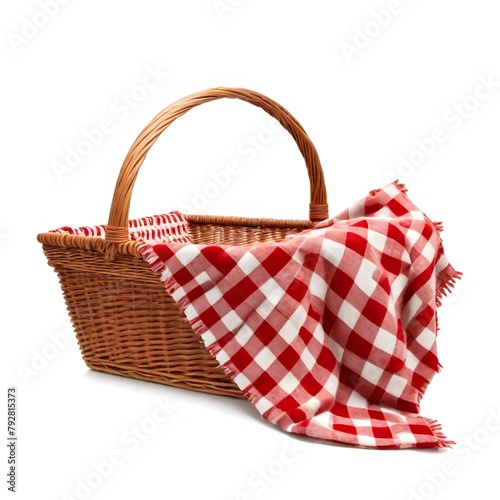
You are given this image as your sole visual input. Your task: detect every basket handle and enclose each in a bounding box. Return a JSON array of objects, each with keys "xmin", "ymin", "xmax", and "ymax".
[{"xmin": 105, "ymin": 87, "xmax": 329, "ymax": 245}]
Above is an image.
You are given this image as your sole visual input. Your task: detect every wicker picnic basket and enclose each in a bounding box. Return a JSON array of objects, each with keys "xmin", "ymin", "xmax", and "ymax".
[{"xmin": 37, "ymin": 87, "xmax": 329, "ymax": 398}]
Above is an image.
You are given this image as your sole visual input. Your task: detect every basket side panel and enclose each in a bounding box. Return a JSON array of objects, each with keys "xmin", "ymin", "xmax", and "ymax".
[
  {"xmin": 189, "ymin": 222, "xmax": 305, "ymax": 245},
  {"xmin": 42, "ymin": 245, "xmax": 243, "ymax": 397}
]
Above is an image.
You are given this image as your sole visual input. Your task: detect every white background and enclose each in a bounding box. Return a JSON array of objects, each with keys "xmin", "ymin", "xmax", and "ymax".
[{"xmin": 1, "ymin": 1, "xmax": 499, "ymax": 499}]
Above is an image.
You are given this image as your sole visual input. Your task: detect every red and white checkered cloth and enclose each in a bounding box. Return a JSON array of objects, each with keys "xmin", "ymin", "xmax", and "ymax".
[
  {"xmin": 52, "ymin": 211, "xmax": 193, "ymax": 244},
  {"xmin": 139, "ymin": 182, "xmax": 460, "ymax": 449}
]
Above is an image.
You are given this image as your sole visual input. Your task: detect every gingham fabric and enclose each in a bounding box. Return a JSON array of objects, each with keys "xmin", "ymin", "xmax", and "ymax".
[
  {"xmin": 52, "ymin": 211, "xmax": 193, "ymax": 244},
  {"xmin": 139, "ymin": 182, "xmax": 460, "ymax": 449}
]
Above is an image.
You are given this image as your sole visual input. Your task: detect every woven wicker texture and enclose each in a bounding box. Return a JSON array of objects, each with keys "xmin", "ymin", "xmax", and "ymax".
[{"xmin": 38, "ymin": 87, "xmax": 329, "ymax": 397}]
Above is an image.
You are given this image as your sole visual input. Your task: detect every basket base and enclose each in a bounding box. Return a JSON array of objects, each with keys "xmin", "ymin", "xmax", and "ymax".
[{"xmin": 85, "ymin": 361, "xmax": 244, "ymax": 398}]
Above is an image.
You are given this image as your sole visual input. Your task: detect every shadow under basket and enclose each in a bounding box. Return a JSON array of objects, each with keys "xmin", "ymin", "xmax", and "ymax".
[{"xmin": 37, "ymin": 87, "xmax": 329, "ymax": 399}]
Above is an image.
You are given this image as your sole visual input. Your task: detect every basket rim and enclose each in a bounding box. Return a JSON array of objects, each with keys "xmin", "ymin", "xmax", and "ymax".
[
  {"xmin": 37, "ymin": 213, "xmax": 315, "ymax": 258},
  {"xmin": 184, "ymin": 213, "xmax": 314, "ymax": 228}
]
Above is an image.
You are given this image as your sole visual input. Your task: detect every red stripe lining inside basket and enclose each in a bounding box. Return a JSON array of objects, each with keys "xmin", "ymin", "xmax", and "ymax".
[{"xmin": 50, "ymin": 211, "xmax": 193, "ymax": 244}]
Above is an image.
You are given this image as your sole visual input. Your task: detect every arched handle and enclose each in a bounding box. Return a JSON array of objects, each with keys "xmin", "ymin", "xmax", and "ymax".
[{"xmin": 105, "ymin": 87, "xmax": 329, "ymax": 244}]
